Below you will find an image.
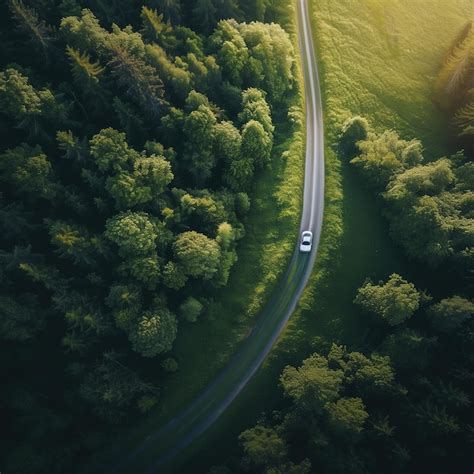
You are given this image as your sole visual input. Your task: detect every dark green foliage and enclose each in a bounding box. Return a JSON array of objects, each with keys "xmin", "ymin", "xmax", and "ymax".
[{"xmin": 0, "ymin": 2, "xmax": 295, "ymax": 470}]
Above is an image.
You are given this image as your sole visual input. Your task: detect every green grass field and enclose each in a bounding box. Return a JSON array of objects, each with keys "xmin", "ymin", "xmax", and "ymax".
[{"xmin": 313, "ymin": 0, "xmax": 472, "ymax": 156}]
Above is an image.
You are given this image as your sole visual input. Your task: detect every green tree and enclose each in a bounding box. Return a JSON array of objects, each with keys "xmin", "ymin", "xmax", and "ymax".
[
  {"xmin": 428, "ymin": 296, "xmax": 474, "ymax": 332},
  {"xmin": 241, "ymin": 119, "xmax": 272, "ymax": 168},
  {"xmin": 0, "ymin": 144, "xmax": 56, "ymax": 200},
  {"xmin": 0, "ymin": 68, "xmax": 67, "ymax": 136},
  {"xmin": 0, "ymin": 295, "xmax": 43, "ymax": 341},
  {"xmin": 183, "ymin": 104, "xmax": 217, "ymax": 182},
  {"xmin": 104, "ymin": 211, "xmax": 157, "ymax": 257},
  {"xmin": 280, "ymin": 353, "xmax": 343, "ymax": 412},
  {"xmin": 326, "ymin": 397, "xmax": 368, "ymax": 438},
  {"xmin": 354, "ymin": 274, "xmax": 420, "ymax": 326},
  {"xmin": 179, "ymin": 297, "xmax": 203, "ymax": 322},
  {"xmin": 89, "ymin": 128, "xmax": 139, "ymax": 173},
  {"xmin": 173, "ymin": 231, "xmax": 221, "ymax": 279},
  {"xmin": 9, "ymin": 0, "xmax": 53, "ymax": 59},
  {"xmin": 129, "ymin": 309, "xmax": 177, "ymax": 357},
  {"xmin": 239, "ymin": 425, "xmax": 287, "ymax": 468},
  {"xmin": 351, "ymin": 130, "xmax": 423, "ymax": 188},
  {"xmin": 339, "ymin": 116, "xmax": 370, "ymax": 158},
  {"xmin": 214, "ymin": 121, "xmax": 242, "ymax": 163},
  {"xmin": 162, "ymin": 261, "xmax": 188, "ymax": 289}
]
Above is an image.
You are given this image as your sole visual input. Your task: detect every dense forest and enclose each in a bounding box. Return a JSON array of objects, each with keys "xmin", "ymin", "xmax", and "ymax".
[
  {"xmin": 0, "ymin": 0, "xmax": 298, "ymax": 472},
  {"xmin": 225, "ymin": 25, "xmax": 474, "ymax": 474}
]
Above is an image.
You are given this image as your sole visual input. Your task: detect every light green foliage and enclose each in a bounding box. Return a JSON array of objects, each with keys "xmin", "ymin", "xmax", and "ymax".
[
  {"xmin": 162, "ymin": 261, "xmax": 188, "ymax": 290},
  {"xmin": 354, "ymin": 274, "xmax": 420, "ymax": 326},
  {"xmin": 214, "ymin": 121, "xmax": 242, "ymax": 163},
  {"xmin": 241, "ymin": 119, "xmax": 272, "ymax": 168},
  {"xmin": 384, "ymin": 159, "xmax": 454, "ymax": 202},
  {"xmin": 428, "ymin": 296, "xmax": 474, "ymax": 332},
  {"xmin": 216, "ymin": 222, "xmax": 234, "ymax": 249},
  {"xmin": 145, "ymin": 43, "xmax": 192, "ymax": 99},
  {"xmin": 280, "ymin": 353, "xmax": 343, "ymax": 412},
  {"xmin": 239, "ymin": 425, "xmax": 287, "ymax": 467},
  {"xmin": 119, "ymin": 255, "xmax": 161, "ymax": 288},
  {"xmin": 326, "ymin": 397, "xmax": 368, "ymax": 437},
  {"xmin": 104, "ymin": 211, "xmax": 157, "ymax": 257},
  {"xmin": 179, "ymin": 297, "xmax": 203, "ymax": 322},
  {"xmin": 351, "ymin": 130, "xmax": 423, "ymax": 188},
  {"xmin": 173, "ymin": 231, "xmax": 221, "ymax": 279},
  {"xmin": 212, "ymin": 20, "xmax": 294, "ymax": 102},
  {"xmin": 129, "ymin": 309, "xmax": 177, "ymax": 357},
  {"xmin": 60, "ymin": 9, "xmax": 109, "ymax": 53},
  {"xmin": 328, "ymin": 344, "xmax": 395, "ymax": 393},
  {"xmin": 133, "ymin": 156, "xmax": 174, "ymax": 198},
  {"xmin": 0, "ymin": 144, "xmax": 56, "ymax": 199},
  {"xmin": 183, "ymin": 104, "xmax": 217, "ymax": 182},
  {"xmin": 89, "ymin": 128, "xmax": 138, "ymax": 172},
  {"xmin": 180, "ymin": 192, "xmax": 227, "ymax": 232},
  {"xmin": 239, "ymin": 88, "xmax": 274, "ymax": 134},
  {"xmin": 66, "ymin": 46, "xmax": 104, "ymax": 92},
  {"xmin": 0, "ymin": 68, "xmax": 66, "ymax": 134}
]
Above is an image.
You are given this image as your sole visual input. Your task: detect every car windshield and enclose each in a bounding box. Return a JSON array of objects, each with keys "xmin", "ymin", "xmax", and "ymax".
[{"xmin": 303, "ymin": 241, "xmax": 309, "ymax": 245}]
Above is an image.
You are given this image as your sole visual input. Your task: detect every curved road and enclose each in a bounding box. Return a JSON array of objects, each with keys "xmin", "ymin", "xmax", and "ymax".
[{"xmin": 119, "ymin": 0, "xmax": 324, "ymax": 471}]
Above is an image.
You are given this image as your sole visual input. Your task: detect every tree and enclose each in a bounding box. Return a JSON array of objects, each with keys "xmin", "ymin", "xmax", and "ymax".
[
  {"xmin": 129, "ymin": 309, "xmax": 177, "ymax": 357},
  {"xmin": 280, "ymin": 353, "xmax": 343, "ymax": 412},
  {"xmin": 80, "ymin": 352, "xmax": 153, "ymax": 420},
  {"xmin": 104, "ymin": 211, "xmax": 157, "ymax": 257},
  {"xmin": 179, "ymin": 297, "xmax": 203, "ymax": 322},
  {"xmin": 241, "ymin": 119, "xmax": 272, "ymax": 168},
  {"xmin": 89, "ymin": 128, "xmax": 139, "ymax": 173},
  {"xmin": 0, "ymin": 68, "xmax": 67, "ymax": 136},
  {"xmin": 133, "ymin": 155, "xmax": 173, "ymax": 198},
  {"xmin": 384, "ymin": 159, "xmax": 454, "ymax": 203},
  {"xmin": 48, "ymin": 221, "xmax": 99, "ymax": 266},
  {"xmin": 326, "ymin": 397, "xmax": 368, "ymax": 438},
  {"xmin": 0, "ymin": 144, "xmax": 56, "ymax": 200},
  {"xmin": 183, "ymin": 104, "xmax": 217, "ymax": 182},
  {"xmin": 192, "ymin": 0, "xmax": 217, "ymax": 34},
  {"xmin": 382, "ymin": 328, "xmax": 436, "ymax": 371},
  {"xmin": 0, "ymin": 295, "xmax": 43, "ymax": 341},
  {"xmin": 354, "ymin": 274, "xmax": 420, "ymax": 326},
  {"xmin": 66, "ymin": 46, "xmax": 104, "ymax": 98},
  {"xmin": 173, "ymin": 231, "xmax": 221, "ymax": 279},
  {"xmin": 351, "ymin": 130, "xmax": 423, "ymax": 188},
  {"xmin": 428, "ymin": 296, "xmax": 474, "ymax": 332},
  {"xmin": 214, "ymin": 121, "xmax": 242, "ymax": 163},
  {"xmin": 239, "ymin": 425, "xmax": 287, "ymax": 468},
  {"xmin": 339, "ymin": 116, "xmax": 370, "ymax": 158},
  {"xmin": 9, "ymin": 0, "xmax": 53, "ymax": 59},
  {"xmin": 162, "ymin": 261, "xmax": 188, "ymax": 290}
]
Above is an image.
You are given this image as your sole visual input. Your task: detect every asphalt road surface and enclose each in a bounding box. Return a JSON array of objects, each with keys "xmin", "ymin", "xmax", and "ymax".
[{"xmin": 118, "ymin": 0, "xmax": 325, "ymax": 471}]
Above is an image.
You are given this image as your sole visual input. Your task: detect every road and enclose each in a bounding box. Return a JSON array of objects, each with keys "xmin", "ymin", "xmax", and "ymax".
[{"xmin": 119, "ymin": 0, "xmax": 324, "ymax": 471}]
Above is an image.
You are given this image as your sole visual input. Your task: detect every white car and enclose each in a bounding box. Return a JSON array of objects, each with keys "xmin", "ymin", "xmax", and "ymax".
[{"xmin": 300, "ymin": 231, "xmax": 313, "ymax": 252}]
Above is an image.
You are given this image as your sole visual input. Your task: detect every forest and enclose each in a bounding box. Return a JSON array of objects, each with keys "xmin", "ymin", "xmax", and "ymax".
[
  {"xmin": 0, "ymin": 0, "xmax": 298, "ymax": 472},
  {"xmin": 1, "ymin": 0, "xmax": 472, "ymax": 473}
]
